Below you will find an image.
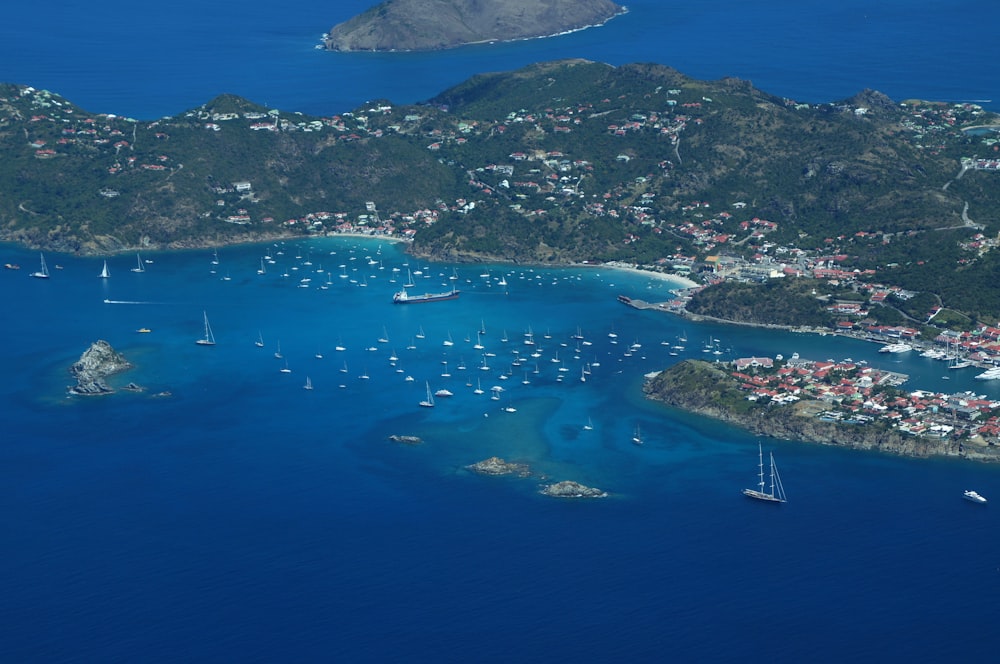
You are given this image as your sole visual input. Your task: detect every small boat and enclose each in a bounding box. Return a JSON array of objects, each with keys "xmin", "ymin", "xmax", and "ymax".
[
  {"xmin": 130, "ymin": 253, "xmax": 145, "ymax": 273},
  {"xmin": 99, "ymin": 260, "xmax": 110, "ymax": 279},
  {"xmin": 434, "ymin": 388, "xmax": 454, "ymax": 397},
  {"xmin": 963, "ymin": 490, "xmax": 987, "ymax": 504},
  {"xmin": 30, "ymin": 253, "xmax": 50, "ymax": 279},
  {"xmin": 743, "ymin": 443, "xmax": 787, "ymax": 503},
  {"xmin": 583, "ymin": 417, "xmax": 594, "ymax": 431},
  {"xmin": 303, "ymin": 376, "xmax": 314, "ymax": 390},
  {"xmin": 255, "ymin": 331, "xmax": 265, "ymax": 348},
  {"xmin": 274, "ymin": 341, "xmax": 283, "ymax": 359},
  {"xmin": 419, "ymin": 381, "xmax": 435, "ymax": 408},
  {"xmin": 632, "ymin": 424, "xmax": 643, "ymax": 446},
  {"xmin": 136, "ymin": 328, "xmax": 151, "ymax": 334},
  {"xmin": 279, "ymin": 361, "xmax": 292, "ymax": 374},
  {"xmin": 195, "ymin": 311, "xmax": 216, "ymax": 346}
]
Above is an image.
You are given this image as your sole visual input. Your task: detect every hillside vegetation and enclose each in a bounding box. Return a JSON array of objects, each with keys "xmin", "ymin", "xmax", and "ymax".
[{"xmin": 2, "ymin": 60, "xmax": 1000, "ymax": 319}]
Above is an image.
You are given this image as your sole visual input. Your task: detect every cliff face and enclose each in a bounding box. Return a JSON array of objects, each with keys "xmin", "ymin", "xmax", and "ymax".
[
  {"xmin": 325, "ymin": 0, "xmax": 624, "ymax": 52},
  {"xmin": 644, "ymin": 360, "xmax": 1000, "ymax": 462}
]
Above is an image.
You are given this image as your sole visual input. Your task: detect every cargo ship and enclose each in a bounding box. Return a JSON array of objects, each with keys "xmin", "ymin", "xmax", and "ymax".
[{"xmin": 392, "ymin": 287, "xmax": 459, "ymax": 304}]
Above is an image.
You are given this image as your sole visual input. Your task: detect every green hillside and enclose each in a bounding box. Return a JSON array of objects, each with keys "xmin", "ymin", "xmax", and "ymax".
[{"xmin": 2, "ymin": 60, "xmax": 999, "ymax": 319}]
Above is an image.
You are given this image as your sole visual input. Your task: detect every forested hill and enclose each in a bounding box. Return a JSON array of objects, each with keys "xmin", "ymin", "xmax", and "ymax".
[{"xmin": 2, "ymin": 60, "xmax": 1000, "ymax": 317}]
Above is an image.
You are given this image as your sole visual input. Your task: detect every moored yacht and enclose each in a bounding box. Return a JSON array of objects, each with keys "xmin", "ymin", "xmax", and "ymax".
[{"xmin": 963, "ymin": 490, "xmax": 987, "ymax": 504}]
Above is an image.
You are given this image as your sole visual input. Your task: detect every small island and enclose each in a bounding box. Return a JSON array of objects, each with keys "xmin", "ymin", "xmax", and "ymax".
[
  {"xmin": 388, "ymin": 434, "xmax": 423, "ymax": 445},
  {"xmin": 466, "ymin": 456, "xmax": 532, "ymax": 477},
  {"xmin": 539, "ymin": 480, "xmax": 608, "ymax": 498},
  {"xmin": 324, "ymin": 0, "xmax": 625, "ymax": 52},
  {"xmin": 68, "ymin": 340, "xmax": 134, "ymax": 395}
]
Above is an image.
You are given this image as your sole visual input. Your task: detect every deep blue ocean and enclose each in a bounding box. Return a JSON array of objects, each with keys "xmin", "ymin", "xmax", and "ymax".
[{"xmin": 2, "ymin": 2, "xmax": 1000, "ymax": 661}]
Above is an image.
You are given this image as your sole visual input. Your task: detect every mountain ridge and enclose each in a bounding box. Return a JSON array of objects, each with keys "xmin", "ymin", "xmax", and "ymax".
[{"xmin": 3, "ymin": 60, "xmax": 1000, "ymax": 321}]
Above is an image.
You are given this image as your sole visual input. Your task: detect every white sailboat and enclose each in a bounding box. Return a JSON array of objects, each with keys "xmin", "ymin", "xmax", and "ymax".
[
  {"xmin": 30, "ymin": 253, "xmax": 50, "ymax": 279},
  {"xmin": 255, "ymin": 331, "xmax": 265, "ymax": 347},
  {"xmin": 99, "ymin": 260, "xmax": 110, "ymax": 279},
  {"xmin": 195, "ymin": 311, "xmax": 216, "ymax": 346},
  {"xmin": 631, "ymin": 424, "xmax": 643, "ymax": 446},
  {"xmin": 303, "ymin": 376, "xmax": 314, "ymax": 390},
  {"xmin": 583, "ymin": 417, "xmax": 594, "ymax": 431},
  {"xmin": 131, "ymin": 253, "xmax": 145, "ymax": 273},
  {"xmin": 419, "ymin": 381, "xmax": 435, "ymax": 407},
  {"xmin": 743, "ymin": 443, "xmax": 787, "ymax": 503}
]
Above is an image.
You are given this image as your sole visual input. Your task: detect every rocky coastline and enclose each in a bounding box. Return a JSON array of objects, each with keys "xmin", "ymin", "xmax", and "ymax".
[
  {"xmin": 68, "ymin": 340, "xmax": 134, "ymax": 395},
  {"xmin": 644, "ymin": 360, "xmax": 1000, "ymax": 463}
]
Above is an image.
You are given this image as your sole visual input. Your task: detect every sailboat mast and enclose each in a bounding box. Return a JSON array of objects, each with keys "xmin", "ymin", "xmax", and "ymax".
[
  {"xmin": 769, "ymin": 452, "xmax": 776, "ymax": 496},
  {"xmin": 757, "ymin": 443, "xmax": 766, "ymax": 493}
]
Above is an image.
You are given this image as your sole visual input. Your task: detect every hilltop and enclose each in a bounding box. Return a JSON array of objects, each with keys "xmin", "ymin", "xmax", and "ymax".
[
  {"xmin": 323, "ymin": 0, "xmax": 625, "ymax": 52},
  {"xmin": 2, "ymin": 60, "xmax": 1000, "ymax": 323}
]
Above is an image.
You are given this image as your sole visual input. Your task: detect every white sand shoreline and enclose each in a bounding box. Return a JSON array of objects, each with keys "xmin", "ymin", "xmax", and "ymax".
[{"xmin": 596, "ymin": 261, "xmax": 700, "ymax": 290}]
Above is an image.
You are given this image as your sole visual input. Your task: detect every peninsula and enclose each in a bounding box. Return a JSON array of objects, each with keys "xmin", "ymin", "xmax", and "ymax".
[
  {"xmin": 644, "ymin": 358, "xmax": 1000, "ymax": 463},
  {"xmin": 324, "ymin": 0, "xmax": 625, "ymax": 52}
]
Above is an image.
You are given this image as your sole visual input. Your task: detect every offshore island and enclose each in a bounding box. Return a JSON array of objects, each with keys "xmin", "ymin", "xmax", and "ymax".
[{"xmin": 323, "ymin": 0, "xmax": 626, "ymax": 52}]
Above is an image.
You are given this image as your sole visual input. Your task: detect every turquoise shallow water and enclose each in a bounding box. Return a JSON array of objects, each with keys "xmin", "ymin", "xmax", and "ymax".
[
  {"xmin": 3, "ymin": 238, "xmax": 1000, "ymax": 661},
  {"xmin": 2, "ymin": 0, "xmax": 1000, "ymax": 659}
]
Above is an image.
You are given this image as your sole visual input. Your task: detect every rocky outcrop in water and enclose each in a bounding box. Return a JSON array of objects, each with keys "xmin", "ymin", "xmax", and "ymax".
[
  {"xmin": 68, "ymin": 340, "xmax": 133, "ymax": 395},
  {"xmin": 389, "ymin": 434, "xmax": 423, "ymax": 445},
  {"xmin": 539, "ymin": 480, "xmax": 607, "ymax": 498},
  {"xmin": 466, "ymin": 456, "xmax": 532, "ymax": 477}
]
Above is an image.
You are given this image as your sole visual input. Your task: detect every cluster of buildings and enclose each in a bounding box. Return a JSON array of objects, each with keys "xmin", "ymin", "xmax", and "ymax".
[{"xmin": 730, "ymin": 354, "xmax": 1000, "ymax": 446}]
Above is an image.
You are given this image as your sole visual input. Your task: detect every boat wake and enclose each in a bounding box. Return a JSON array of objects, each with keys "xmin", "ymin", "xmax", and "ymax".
[{"xmin": 103, "ymin": 299, "xmax": 159, "ymax": 305}]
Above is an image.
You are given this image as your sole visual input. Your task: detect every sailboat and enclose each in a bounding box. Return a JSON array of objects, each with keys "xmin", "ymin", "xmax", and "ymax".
[
  {"xmin": 131, "ymin": 253, "xmax": 145, "ymax": 273},
  {"xmin": 30, "ymin": 253, "xmax": 50, "ymax": 279},
  {"xmin": 419, "ymin": 381, "xmax": 435, "ymax": 408},
  {"xmin": 99, "ymin": 260, "xmax": 110, "ymax": 279},
  {"xmin": 631, "ymin": 424, "xmax": 643, "ymax": 446},
  {"xmin": 195, "ymin": 311, "xmax": 216, "ymax": 346},
  {"xmin": 743, "ymin": 443, "xmax": 787, "ymax": 503},
  {"xmin": 583, "ymin": 417, "xmax": 594, "ymax": 431},
  {"xmin": 303, "ymin": 376, "xmax": 314, "ymax": 390},
  {"xmin": 255, "ymin": 331, "xmax": 265, "ymax": 348}
]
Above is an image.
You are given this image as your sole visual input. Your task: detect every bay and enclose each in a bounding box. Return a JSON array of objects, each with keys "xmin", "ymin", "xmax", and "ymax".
[
  {"xmin": 2, "ymin": 1, "xmax": 1000, "ymax": 661},
  {"xmin": 3, "ymin": 238, "xmax": 1000, "ymax": 661}
]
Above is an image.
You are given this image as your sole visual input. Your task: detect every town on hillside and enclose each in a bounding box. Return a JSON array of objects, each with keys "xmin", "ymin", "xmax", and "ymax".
[{"xmin": 729, "ymin": 353, "xmax": 1000, "ymax": 452}]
